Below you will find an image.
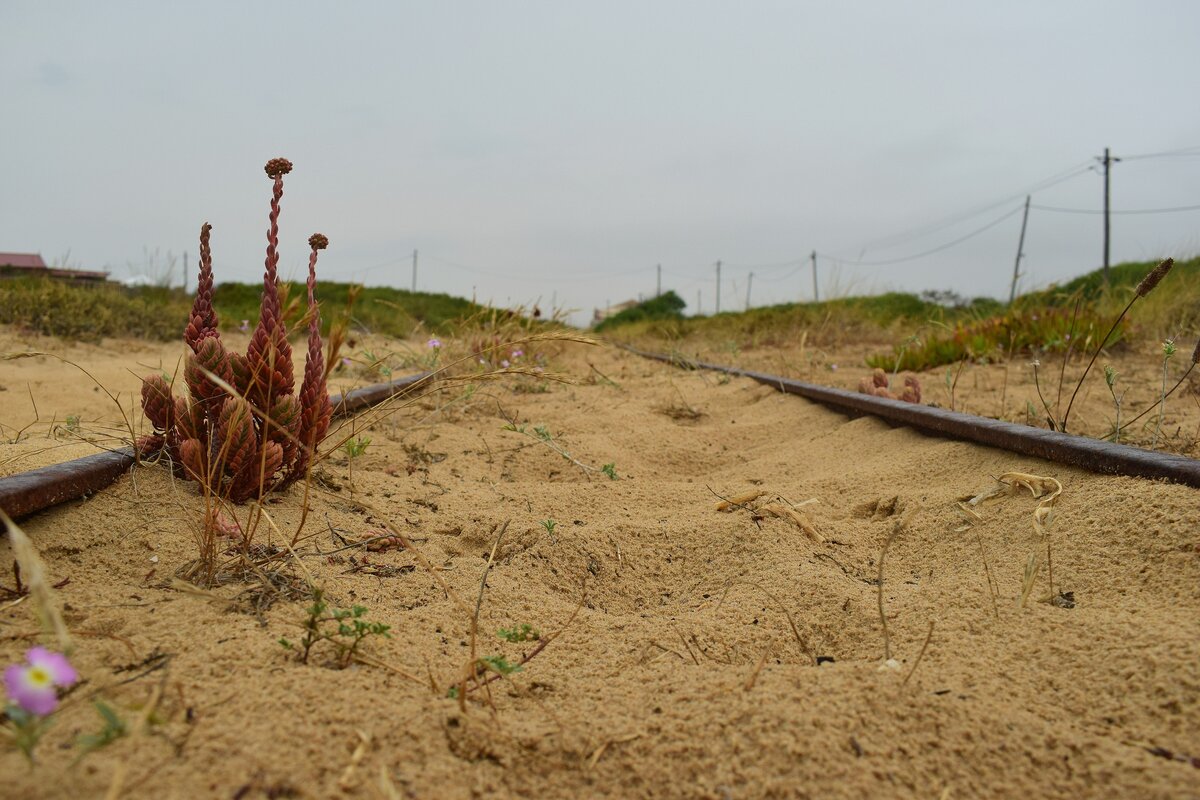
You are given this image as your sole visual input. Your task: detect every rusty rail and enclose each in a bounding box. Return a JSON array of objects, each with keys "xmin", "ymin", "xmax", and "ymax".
[
  {"xmin": 0, "ymin": 372, "xmax": 431, "ymax": 524},
  {"xmin": 626, "ymin": 346, "xmax": 1200, "ymax": 488}
]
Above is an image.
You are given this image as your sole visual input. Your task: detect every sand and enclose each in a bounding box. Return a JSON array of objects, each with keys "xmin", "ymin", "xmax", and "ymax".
[{"xmin": 1, "ymin": 327, "xmax": 1198, "ymax": 799}]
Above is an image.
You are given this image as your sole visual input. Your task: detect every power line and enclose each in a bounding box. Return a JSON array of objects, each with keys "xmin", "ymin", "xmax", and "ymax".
[
  {"xmin": 831, "ymin": 161, "xmax": 1093, "ymax": 257},
  {"xmin": 719, "ymin": 257, "xmax": 806, "ymax": 271},
  {"xmin": 1030, "ymin": 202, "xmax": 1200, "ymax": 215},
  {"xmin": 1120, "ymin": 145, "xmax": 1200, "ymax": 160},
  {"xmin": 822, "ymin": 205, "xmax": 1025, "ymax": 267}
]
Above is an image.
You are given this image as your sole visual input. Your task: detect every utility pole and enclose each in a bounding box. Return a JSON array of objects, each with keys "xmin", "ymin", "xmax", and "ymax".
[
  {"xmin": 715, "ymin": 260, "xmax": 722, "ymax": 314},
  {"xmin": 411, "ymin": 249, "xmax": 418, "ymax": 292},
  {"xmin": 656, "ymin": 264, "xmax": 661, "ymax": 297},
  {"xmin": 746, "ymin": 271, "xmax": 754, "ymax": 310},
  {"xmin": 810, "ymin": 251, "xmax": 819, "ymax": 302},
  {"xmin": 1099, "ymin": 147, "xmax": 1119, "ymax": 283},
  {"xmin": 1009, "ymin": 195, "xmax": 1031, "ymax": 304}
]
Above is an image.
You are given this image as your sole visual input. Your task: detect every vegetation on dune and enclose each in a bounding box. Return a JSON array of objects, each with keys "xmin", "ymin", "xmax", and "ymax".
[
  {"xmin": 593, "ymin": 290, "xmax": 687, "ymax": 331},
  {"xmin": 598, "ymin": 257, "xmax": 1199, "ymax": 372},
  {"xmin": 0, "ymin": 279, "xmax": 186, "ymax": 340},
  {"xmin": 213, "ymin": 282, "xmax": 483, "ymax": 340},
  {"xmin": 0, "ymin": 278, "xmax": 483, "ymax": 342}
]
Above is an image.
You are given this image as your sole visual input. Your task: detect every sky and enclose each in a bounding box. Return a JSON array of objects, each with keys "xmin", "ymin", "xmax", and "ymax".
[{"xmin": 3, "ymin": 1, "xmax": 1200, "ymax": 326}]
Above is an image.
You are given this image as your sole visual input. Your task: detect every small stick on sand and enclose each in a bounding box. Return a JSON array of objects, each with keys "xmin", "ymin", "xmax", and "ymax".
[
  {"xmin": 763, "ymin": 503, "xmax": 824, "ymax": 543},
  {"xmin": 713, "ymin": 488, "xmax": 767, "ymax": 511},
  {"xmin": 901, "ymin": 620, "xmax": 935, "ymax": 686},
  {"xmin": 744, "ymin": 642, "xmax": 774, "ymax": 692},
  {"xmin": 877, "ymin": 524, "xmax": 900, "ymax": 662}
]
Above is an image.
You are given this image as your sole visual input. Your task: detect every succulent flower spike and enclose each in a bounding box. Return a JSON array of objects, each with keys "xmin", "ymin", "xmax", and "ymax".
[
  {"xmin": 184, "ymin": 223, "xmax": 220, "ymax": 351},
  {"xmin": 246, "ymin": 159, "xmax": 295, "ymax": 408},
  {"xmin": 291, "ymin": 233, "xmax": 333, "ymax": 480},
  {"xmin": 140, "ymin": 157, "xmax": 333, "ymax": 503}
]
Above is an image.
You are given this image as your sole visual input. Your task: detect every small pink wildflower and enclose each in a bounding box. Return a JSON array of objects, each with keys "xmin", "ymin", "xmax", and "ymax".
[
  {"xmin": 341, "ymin": 357, "xmax": 352, "ymax": 367},
  {"xmin": 238, "ymin": 319, "xmax": 250, "ymax": 333},
  {"xmin": 427, "ymin": 338, "xmax": 441, "ymax": 349},
  {"xmin": 510, "ymin": 349, "xmax": 523, "ymax": 359},
  {"xmin": 4, "ymin": 647, "xmax": 78, "ymax": 716},
  {"xmin": 501, "ymin": 359, "xmax": 510, "ymax": 368}
]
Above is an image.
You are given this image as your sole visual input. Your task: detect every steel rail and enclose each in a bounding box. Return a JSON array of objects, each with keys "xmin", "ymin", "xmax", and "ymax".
[
  {"xmin": 0, "ymin": 371, "xmax": 432, "ymax": 524},
  {"xmin": 625, "ymin": 346, "xmax": 1200, "ymax": 488}
]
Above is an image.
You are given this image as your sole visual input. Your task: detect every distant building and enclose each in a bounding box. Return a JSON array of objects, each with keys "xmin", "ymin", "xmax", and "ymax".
[
  {"xmin": 0, "ymin": 252, "xmax": 109, "ymax": 283},
  {"xmin": 592, "ymin": 299, "xmax": 639, "ymax": 326}
]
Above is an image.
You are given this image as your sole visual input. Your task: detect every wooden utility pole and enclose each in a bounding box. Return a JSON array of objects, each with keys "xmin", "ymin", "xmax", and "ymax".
[
  {"xmin": 810, "ymin": 251, "xmax": 819, "ymax": 302},
  {"xmin": 746, "ymin": 271, "xmax": 754, "ymax": 310},
  {"xmin": 411, "ymin": 249, "xmax": 418, "ymax": 292},
  {"xmin": 715, "ymin": 260, "xmax": 722, "ymax": 314},
  {"xmin": 1009, "ymin": 195, "xmax": 1031, "ymax": 304},
  {"xmin": 656, "ymin": 264, "xmax": 661, "ymax": 297},
  {"xmin": 1100, "ymin": 147, "xmax": 1119, "ymax": 283}
]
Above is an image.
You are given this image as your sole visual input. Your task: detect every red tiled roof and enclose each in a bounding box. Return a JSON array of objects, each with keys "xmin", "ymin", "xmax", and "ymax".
[{"xmin": 0, "ymin": 253, "xmax": 47, "ymax": 269}]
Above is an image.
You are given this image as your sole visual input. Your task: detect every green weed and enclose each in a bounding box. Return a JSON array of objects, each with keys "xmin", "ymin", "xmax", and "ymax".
[
  {"xmin": 278, "ymin": 588, "xmax": 391, "ymax": 669},
  {"xmin": 497, "ymin": 623, "xmax": 540, "ymax": 643},
  {"xmin": 343, "ymin": 436, "xmax": 371, "ymax": 459}
]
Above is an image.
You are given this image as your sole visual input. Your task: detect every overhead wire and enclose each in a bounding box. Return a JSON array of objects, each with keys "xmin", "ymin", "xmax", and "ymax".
[
  {"xmin": 1030, "ymin": 202, "xmax": 1200, "ymax": 215},
  {"xmin": 820, "ymin": 204, "xmax": 1026, "ymax": 266},
  {"xmin": 832, "ymin": 160, "xmax": 1093, "ymax": 257},
  {"xmin": 1120, "ymin": 145, "xmax": 1200, "ymax": 161}
]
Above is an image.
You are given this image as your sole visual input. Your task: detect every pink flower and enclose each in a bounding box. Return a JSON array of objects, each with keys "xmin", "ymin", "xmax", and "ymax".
[
  {"xmin": 4, "ymin": 648, "xmax": 77, "ymax": 716},
  {"xmin": 510, "ymin": 349, "xmax": 523, "ymax": 359},
  {"xmin": 501, "ymin": 360, "xmax": 510, "ymax": 368},
  {"xmin": 238, "ymin": 319, "xmax": 250, "ymax": 333},
  {"xmin": 427, "ymin": 338, "xmax": 442, "ymax": 349}
]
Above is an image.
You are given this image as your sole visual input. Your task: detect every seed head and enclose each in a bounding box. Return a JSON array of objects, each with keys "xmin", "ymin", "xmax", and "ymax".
[
  {"xmin": 308, "ymin": 233, "xmax": 329, "ymax": 250},
  {"xmin": 1135, "ymin": 257, "xmax": 1174, "ymax": 297},
  {"xmin": 264, "ymin": 158, "xmax": 293, "ymax": 179},
  {"xmin": 1162, "ymin": 338, "xmax": 1177, "ymax": 358},
  {"xmin": 1103, "ymin": 365, "xmax": 1117, "ymax": 387}
]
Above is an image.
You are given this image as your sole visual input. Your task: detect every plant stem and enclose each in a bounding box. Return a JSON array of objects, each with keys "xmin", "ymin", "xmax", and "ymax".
[
  {"xmin": 1061, "ymin": 295, "xmax": 1136, "ymax": 433},
  {"xmin": 1152, "ymin": 357, "xmax": 1170, "ymax": 449},
  {"xmin": 1119, "ymin": 362, "xmax": 1195, "ymax": 435}
]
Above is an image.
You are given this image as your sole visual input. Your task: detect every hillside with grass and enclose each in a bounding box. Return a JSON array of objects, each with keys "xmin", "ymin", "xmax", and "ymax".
[
  {"xmin": 0, "ymin": 278, "xmax": 483, "ymax": 341},
  {"xmin": 598, "ymin": 257, "xmax": 1200, "ymax": 370}
]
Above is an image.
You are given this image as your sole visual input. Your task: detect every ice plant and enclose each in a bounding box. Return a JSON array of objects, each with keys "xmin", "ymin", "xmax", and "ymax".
[
  {"xmin": 139, "ymin": 158, "xmax": 333, "ymax": 501},
  {"xmin": 3, "ymin": 647, "xmax": 78, "ymax": 761}
]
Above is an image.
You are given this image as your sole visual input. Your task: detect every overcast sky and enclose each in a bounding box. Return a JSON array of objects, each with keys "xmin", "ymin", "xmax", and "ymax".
[{"xmin": 4, "ymin": 1, "xmax": 1199, "ymax": 325}]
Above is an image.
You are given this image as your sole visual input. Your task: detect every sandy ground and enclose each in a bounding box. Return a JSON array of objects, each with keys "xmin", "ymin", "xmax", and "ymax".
[{"xmin": 1, "ymin": 327, "xmax": 1198, "ymax": 798}]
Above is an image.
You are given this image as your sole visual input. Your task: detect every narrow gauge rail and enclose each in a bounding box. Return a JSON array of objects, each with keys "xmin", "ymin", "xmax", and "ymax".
[
  {"xmin": 624, "ymin": 346, "xmax": 1200, "ymax": 489},
  {"xmin": 0, "ymin": 372, "xmax": 431, "ymax": 525}
]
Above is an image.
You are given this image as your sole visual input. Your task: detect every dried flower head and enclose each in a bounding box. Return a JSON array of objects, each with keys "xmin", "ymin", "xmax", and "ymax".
[
  {"xmin": 264, "ymin": 157, "xmax": 293, "ymax": 179},
  {"xmin": 308, "ymin": 233, "xmax": 329, "ymax": 250},
  {"xmin": 1135, "ymin": 257, "xmax": 1174, "ymax": 297},
  {"xmin": 1162, "ymin": 338, "xmax": 1177, "ymax": 358}
]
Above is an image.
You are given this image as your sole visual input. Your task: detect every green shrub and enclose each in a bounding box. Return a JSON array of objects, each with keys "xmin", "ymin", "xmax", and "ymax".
[{"xmin": 594, "ymin": 291, "xmax": 687, "ymax": 331}]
